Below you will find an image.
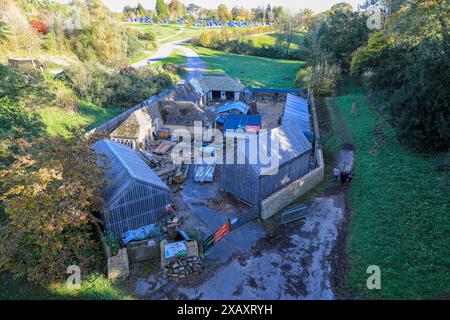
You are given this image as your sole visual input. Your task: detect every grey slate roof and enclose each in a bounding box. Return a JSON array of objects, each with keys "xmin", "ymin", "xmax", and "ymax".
[
  {"xmin": 93, "ymin": 139, "xmax": 169, "ymax": 204},
  {"xmin": 163, "ymin": 82, "xmax": 203, "ymax": 103},
  {"xmin": 231, "ymin": 123, "xmax": 312, "ymax": 176},
  {"xmin": 190, "ymin": 75, "xmax": 244, "ymax": 93}
]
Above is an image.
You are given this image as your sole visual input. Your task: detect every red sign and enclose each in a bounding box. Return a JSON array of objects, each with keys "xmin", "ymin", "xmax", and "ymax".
[{"xmin": 213, "ymin": 221, "xmax": 230, "ymax": 244}]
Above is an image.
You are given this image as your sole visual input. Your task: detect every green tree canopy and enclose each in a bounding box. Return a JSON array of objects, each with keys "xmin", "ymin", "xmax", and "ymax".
[{"xmin": 156, "ymin": 0, "xmax": 169, "ymax": 20}]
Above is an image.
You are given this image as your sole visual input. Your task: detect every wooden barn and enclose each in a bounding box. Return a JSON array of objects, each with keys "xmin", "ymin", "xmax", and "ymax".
[
  {"xmin": 93, "ymin": 140, "xmax": 170, "ymax": 238},
  {"xmin": 220, "ymin": 123, "xmax": 312, "ymax": 208}
]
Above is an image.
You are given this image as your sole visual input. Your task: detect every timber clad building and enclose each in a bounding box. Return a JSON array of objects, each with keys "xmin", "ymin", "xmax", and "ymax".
[
  {"xmin": 221, "ymin": 123, "xmax": 312, "ymax": 207},
  {"xmin": 93, "ymin": 140, "xmax": 170, "ymax": 237}
]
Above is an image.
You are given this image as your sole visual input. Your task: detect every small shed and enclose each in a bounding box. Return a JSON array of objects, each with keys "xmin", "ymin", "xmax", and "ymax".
[
  {"xmin": 93, "ymin": 140, "xmax": 170, "ymax": 238},
  {"xmin": 281, "ymin": 94, "xmax": 314, "ymax": 141},
  {"xmin": 221, "ymin": 123, "xmax": 312, "ymax": 207}
]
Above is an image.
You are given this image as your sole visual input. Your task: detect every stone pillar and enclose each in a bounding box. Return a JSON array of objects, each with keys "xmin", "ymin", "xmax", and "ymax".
[
  {"xmin": 234, "ymin": 91, "xmax": 240, "ymax": 101},
  {"xmin": 221, "ymin": 91, "xmax": 226, "ymax": 100}
]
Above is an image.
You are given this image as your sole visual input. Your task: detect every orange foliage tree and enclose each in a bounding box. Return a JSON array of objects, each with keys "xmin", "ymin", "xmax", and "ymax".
[
  {"xmin": 30, "ymin": 19, "xmax": 48, "ymax": 35},
  {"xmin": 0, "ymin": 129, "xmax": 106, "ymax": 285}
]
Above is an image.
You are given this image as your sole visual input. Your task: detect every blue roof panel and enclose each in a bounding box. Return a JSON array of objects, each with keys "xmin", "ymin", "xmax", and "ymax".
[
  {"xmin": 217, "ymin": 101, "xmax": 250, "ymax": 114},
  {"xmin": 224, "ymin": 114, "xmax": 261, "ymax": 131},
  {"xmin": 282, "ymin": 94, "xmax": 312, "ymax": 138}
]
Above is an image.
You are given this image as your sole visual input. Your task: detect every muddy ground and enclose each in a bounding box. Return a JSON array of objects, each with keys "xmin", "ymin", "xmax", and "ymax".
[{"xmin": 257, "ymin": 102, "xmax": 284, "ymax": 129}]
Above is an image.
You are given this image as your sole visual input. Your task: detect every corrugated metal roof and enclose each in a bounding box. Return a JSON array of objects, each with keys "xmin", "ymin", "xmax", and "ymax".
[
  {"xmin": 93, "ymin": 140, "xmax": 169, "ymax": 203},
  {"xmin": 224, "ymin": 114, "xmax": 261, "ymax": 131},
  {"xmin": 232, "ymin": 123, "xmax": 312, "ymax": 176},
  {"xmin": 281, "ymin": 94, "xmax": 312, "ymax": 139},
  {"xmin": 217, "ymin": 101, "xmax": 250, "ymax": 114}
]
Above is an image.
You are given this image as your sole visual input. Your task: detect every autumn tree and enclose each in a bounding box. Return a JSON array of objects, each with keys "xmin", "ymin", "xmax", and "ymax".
[
  {"xmin": 0, "ymin": 130, "xmax": 106, "ymax": 285},
  {"xmin": 231, "ymin": 6, "xmax": 241, "ymax": 20},
  {"xmin": 168, "ymin": 0, "xmax": 186, "ymax": 20},
  {"xmin": 217, "ymin": 4, "xmax": 232, "ymax": 21},
  {"xmin": 30, "ymin": 20, "xmax": 49, "ymax": 35}
]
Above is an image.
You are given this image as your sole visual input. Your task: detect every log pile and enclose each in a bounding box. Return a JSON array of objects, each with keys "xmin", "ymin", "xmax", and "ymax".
[{"xmin": 163, "ymin": 256, "xmax": 203, "ymax": 280}]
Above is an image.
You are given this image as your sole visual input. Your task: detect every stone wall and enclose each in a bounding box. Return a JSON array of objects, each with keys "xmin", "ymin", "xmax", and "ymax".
[{"xmin": 260, "ymin": 90, "xmax": 324, "ymax": 220}]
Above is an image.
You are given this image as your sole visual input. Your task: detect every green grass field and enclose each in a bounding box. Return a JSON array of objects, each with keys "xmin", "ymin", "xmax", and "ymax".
[
  {"xmin": 124, "ymin": 23, "xmax": 216, "ymax": 44},
  {"xmin": 190, "ymin": 46, "xmax": 303, "ymax": 88},
  {"xmin": 328, "ymin": 79, "xmax": 449, "ymax": 299},
  {"xmin": 0, "ymin": 272, "xmax": 132, "ymax": 300},
  {"xmin": 250, "ymin": 32, "xmax": 303, "ymax": 50},
  {"xmin": 155, "ymin": 48, "xmax": 188, "ymax": 66},
  {"xmin": 39, "ymin": 102, "xmax": 123, "ymax": 137},
  {"xmin": 124, "ymin": 23, "xmax": 182, "ymax": 42}
]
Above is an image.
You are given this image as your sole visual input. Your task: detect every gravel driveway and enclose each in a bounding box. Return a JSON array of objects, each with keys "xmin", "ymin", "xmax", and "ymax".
[{"xmin": 130, "ymin": 39, "xmax": 206, "ymax": 81}]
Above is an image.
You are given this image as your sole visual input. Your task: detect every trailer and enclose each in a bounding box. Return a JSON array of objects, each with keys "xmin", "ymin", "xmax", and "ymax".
[{"xmin": 337, "ymin": 149, "xmax": 354, "ymax": 174}]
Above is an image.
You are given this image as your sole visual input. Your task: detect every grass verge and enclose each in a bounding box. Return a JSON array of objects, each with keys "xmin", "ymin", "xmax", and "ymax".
[
  {"xmin": 331, "ymin": 78, "xmax": 449, "ymax": 299},
  {"xmin": 0, "ymin": 272, "xmax": 133, "ymax": 300},
  {"xmin": 39, "ymin": 102, "xmax": 123, "ymax": 137}
]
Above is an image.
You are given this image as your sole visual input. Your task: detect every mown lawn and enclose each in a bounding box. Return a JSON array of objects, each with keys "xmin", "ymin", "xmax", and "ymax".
[
  {"xmin": 191, "ymin": 46, "xmax": 303, "ymax": 88},
  {"xmin": 39, "ymin": 102, "xmax": 123, "ymax": 137},
  {"xmin": 329, "ymin": 79, "xmax": 449, "ymax": 299},
  {"xmin": 250, "ymin": 32, "xmax": 303, "ymax": 50},
  {"xmin": 156, "ymin": 48, "xmax": 188, "ymax": 66},
  {"xmin": 124, "ymin": 23, "xmax": 182, "ymax": 42},
  {"xmin": 124, "ymin": 23, "xmax": 214, "ymax": 44}
]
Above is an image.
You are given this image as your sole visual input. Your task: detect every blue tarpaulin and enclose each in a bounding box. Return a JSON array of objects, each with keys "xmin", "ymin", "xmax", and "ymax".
[
  {"xmin": 224, "ymin": 114, "xmax": 262, "ymax": 131},
  {"xmin": 122, "ymin": 224, "xmax": 159, "ymax": 245}
]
